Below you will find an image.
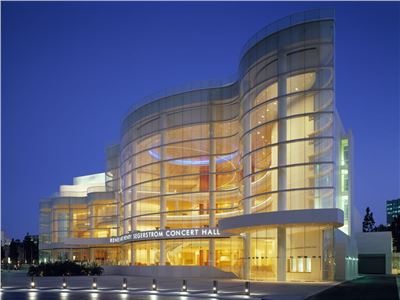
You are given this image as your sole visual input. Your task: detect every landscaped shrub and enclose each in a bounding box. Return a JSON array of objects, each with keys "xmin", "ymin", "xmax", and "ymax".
[{"xmin": 27, "ymin": 261, "xmax": 104, "ymax": 276}]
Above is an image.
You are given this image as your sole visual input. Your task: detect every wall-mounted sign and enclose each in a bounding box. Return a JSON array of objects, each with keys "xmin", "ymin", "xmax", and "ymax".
[{"xmin": 109, "ymin": 227, "xmax": 230, "ymax": 244}]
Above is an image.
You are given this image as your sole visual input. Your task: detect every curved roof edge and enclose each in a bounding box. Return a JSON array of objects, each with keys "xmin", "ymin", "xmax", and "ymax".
[
  {"xmin": 121, "ymin": 8, "xmax": 334, "ymax": 133},
  {"xmin": 240, "ymin": 8, "xmax": 334, "ymax": 58},
  {"xmin": 122, "ymin": 77, "xmax": 237, "ymax": 123}
]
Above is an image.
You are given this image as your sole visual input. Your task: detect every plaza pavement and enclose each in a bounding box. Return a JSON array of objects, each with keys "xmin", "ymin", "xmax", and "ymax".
[
  {"xmin": 306, "ymin": 275, "xmax": 399, "ymax": 300},
  {"xmin": 1, "ymin": 271, "xmax": 337, "ymax": 300}
]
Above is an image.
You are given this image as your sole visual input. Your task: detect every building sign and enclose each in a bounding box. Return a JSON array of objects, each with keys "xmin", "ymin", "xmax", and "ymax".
[{"xmin": 109, "ymin": 227, "xmax": 230, "ymax": 244}]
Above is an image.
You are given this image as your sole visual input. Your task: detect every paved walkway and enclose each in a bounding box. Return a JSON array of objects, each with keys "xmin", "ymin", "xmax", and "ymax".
[
  {"xmin": 306, "ymin": 275, "xmax": 399, "ymax": 300},
  {"xmin": 1, "ymin": 271, "xmax": 336, "ymax": 300}
]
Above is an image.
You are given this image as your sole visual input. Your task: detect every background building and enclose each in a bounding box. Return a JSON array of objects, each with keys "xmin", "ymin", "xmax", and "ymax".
[
  {"xmin": 39, "ymin": 9, "xmax": 359, "ymax": 282},
  {"xmin": 39, "ymin": 172, "xmax": 119, "ymax": 264},
  {"xmin": 386, "ymin": 198, "xmax": 400, "ymax": 226}
]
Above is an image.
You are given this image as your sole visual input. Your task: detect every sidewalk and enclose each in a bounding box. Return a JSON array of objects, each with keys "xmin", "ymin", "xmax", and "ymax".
[
  {"xmin": 1, "ymin": 271, "xmax": 336, "ymax": 300},
  {"xmin": 306, "ymin": 275, "xmax": 398, "ymax": 300}
]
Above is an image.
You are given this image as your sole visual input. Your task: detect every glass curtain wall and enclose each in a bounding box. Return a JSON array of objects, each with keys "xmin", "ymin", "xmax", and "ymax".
[
  {"xmin": 39, "ymin": 200, "xmax": 52, "ymax": 262},
  {"xmin": 51, "ymin": 197, "xmax": 88, "ymax": 243},
  {"xmin": 239, "ymin": 19, "xmax": 335, "ymax": 281},
  {"xmin": 88, "ymin": 197, "xmax": 118, "ymax": 238},
  {"xmin": 116, "ymin": 10, "xmax": 338, "ymax": 281},
  {"xmin": 120, "ymin": 85, "xmax": 242, "ymax": 268}
]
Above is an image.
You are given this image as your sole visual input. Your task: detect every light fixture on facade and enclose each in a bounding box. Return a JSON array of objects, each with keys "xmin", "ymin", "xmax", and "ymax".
[
  {"xmin": 212, "ymin": 280, "xmax": 218, "ymax": 294},
  {"xmin": 152, "ymin": 279, "xmax": 157, "ymax": 291},
  {"xmin": 62, "ymin": 277, "xmax": 67, "ymax": 289},
  {"xmin": 244, "ymin": 281, "xmax": 250, "ymax": 295},
  {"xmin": 92, "ymin": 278, "xmax": 97, "ymax": 289},
  {"xmin": 182, "ymin": 280, "xmax": 187, "ymax": 292},
  {"xmin": 30, "ymin": 277, "xmax": 36, "ymax": 289},
  {"xmin": 122, "ymin": 278, "xmax": 127, "ymax": 290}
]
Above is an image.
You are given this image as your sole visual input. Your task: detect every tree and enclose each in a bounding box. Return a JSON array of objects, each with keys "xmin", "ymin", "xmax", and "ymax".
[
  {"xmin": 23, "ymin": 233, "xmax": 33, "ymax": 264},
  {"xmin": 376, "ymin": 224, "xmax": 390, "ymax": 232},
  {"xmin": 9, "ymin": 239, "xmax": 19, "ymax": 264},
  {"xmin": 362, "ymin": 207, "xmax": 376, "ymax": 232},
  {"xmin": 22, "ymin": 233, "xmax": 39, "ymax": 264}
]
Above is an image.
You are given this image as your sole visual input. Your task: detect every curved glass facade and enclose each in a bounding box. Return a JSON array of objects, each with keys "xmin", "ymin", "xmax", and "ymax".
[
  {"xmin": 40, "ymin": 9, "xmax": 353, "ymax": 282},
  {"xmin": 239, "ymin": 19, "xmax": 335, "ymax": 214},
  {"xmin": 117, "ymin": 11, "xmax": 345, "ymax": 281},
  {"xmin": 120, "ymin": 84, "xmax": 242, "ymax": 272}
]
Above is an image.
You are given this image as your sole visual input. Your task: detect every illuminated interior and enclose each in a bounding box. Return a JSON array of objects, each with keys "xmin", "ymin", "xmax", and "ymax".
[{"xmin": 40, "ymin": 14, "xmax": 350, "ymax": 282}]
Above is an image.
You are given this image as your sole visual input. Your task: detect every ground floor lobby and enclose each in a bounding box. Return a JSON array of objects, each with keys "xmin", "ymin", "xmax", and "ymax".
[{"xmin": 40, "ymin": 224, "xmax": 339, "ymax": 282}]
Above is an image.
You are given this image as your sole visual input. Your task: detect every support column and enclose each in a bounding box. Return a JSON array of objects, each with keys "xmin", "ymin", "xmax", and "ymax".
[
  {"xmin": 159, "ymin": 113, "xmax": 167, "ymax": 265},
  {"xmin": 209, "ymin": 116, "xmax": 217, "ymax": 267},
  {"xmin": 243, "ymin": 233, "xmax": 251, "ymax": 280},
  {"xmin": 130, "ymin": 243, "xmax": 135, "ymax": 266},
  {"xmin": 130, "ymin": 141, "xmax": 137, "ymax": 235},
  {"xmin": 130, "ymin": 199, "xmax": 137, "ymax": 265},
  {"xmin": 131, "ymin": 160, "xmax": 137, "ymax": 235},
  {"xmin": 89, "ymin": 204, "xmax": 94, "ymax": 238},
  {"xmin": 242, "ymin": 106, "xmax": 252, "ymax": 280},
  {"xmin": 277, "ymin": 226, "xmax": 286, "ymax": 281},
  {"xmin": 129, "ymin": 141, "xmax": 137, "ymax": 266},
  {"xmin": 89, "ymin": 248, "xmax": 94, "ymax": 262},
  {"xmin": 277, "ymin": 51, "xmax": 288, "ymax": 281},
  {"xmin": 116, "ymin": 191, "xmax": 120, "ymax": 235},
  {"xmin": 277, "ymin": 51, "xmax": 287, "ymax": 212}
]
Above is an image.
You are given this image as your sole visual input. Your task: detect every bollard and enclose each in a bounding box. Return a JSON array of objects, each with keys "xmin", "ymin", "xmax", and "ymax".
[
  {"xmin": 30, "ymin": 277, "xmax": 35, "ymax": 289},
  {"xmin": 122, "ymin": 277, "xmax": 127, "ymax": 290},
  {"xmin": 244, "ymin": 281, "xmax": 250, "ymax": 295},
  {"xmin": 92, "ymin": 277, "xmax": 97, "ymax": 289},
  {"xmin": 182, "ymin": 279, "xmax": 187, "ymax": 292},
  {"xmin": 212, "ymin": 280, "xmax": 218, "ymax": 294},
  {"xmin": 62, "ymin": 277, "xmax": 67, "ymax": 289},
  {"xmin": 152, "ymin": 278, "xmax": 157, "ymax": 291}
]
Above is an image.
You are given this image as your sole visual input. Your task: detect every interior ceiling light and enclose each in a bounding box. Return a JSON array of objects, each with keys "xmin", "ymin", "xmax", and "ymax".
[{"xmin": 148, "ymin": 149, "xmax": 238, "ymax": 166}]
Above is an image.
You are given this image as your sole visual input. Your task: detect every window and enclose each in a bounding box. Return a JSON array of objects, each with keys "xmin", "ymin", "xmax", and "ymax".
[{"xmin": 289, "ymin": 257, "xmax": 311, "ymax": 273}]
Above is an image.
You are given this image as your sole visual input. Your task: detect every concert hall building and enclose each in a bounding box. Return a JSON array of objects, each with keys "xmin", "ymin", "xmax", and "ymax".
[{"xmin": 39, "ymin": 9, "xmax": 359, "ymax": 281}]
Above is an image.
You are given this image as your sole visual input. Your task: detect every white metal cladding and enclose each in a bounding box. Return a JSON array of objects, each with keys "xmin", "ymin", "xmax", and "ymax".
[{"xmin": 219, "ymin": 208, "xmax": 344, "ymax": 233}]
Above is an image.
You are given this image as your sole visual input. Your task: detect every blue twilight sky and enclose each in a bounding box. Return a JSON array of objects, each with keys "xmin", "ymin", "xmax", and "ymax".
[{"xmin": 2, "ymin": 2, "xmax": 399, "ymax": 239}]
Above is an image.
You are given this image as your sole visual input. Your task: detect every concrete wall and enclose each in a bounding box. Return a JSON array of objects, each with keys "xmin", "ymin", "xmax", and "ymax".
[
  {"xmin": 334, "ymin": 229, "xmax": 358, "ymax": 281},
  {"xmin": 102, "ymin": 266, "xmax": 237, "ymax": 279},
  {"xmin": 356, "ymin": 232, "xmax": 392, "ymax": 274}
]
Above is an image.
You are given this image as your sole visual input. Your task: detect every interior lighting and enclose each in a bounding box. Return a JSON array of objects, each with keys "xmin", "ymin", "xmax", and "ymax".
[{"xmin": 148, "ymin": 149, "xmax": 238, "ymax": 166}]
